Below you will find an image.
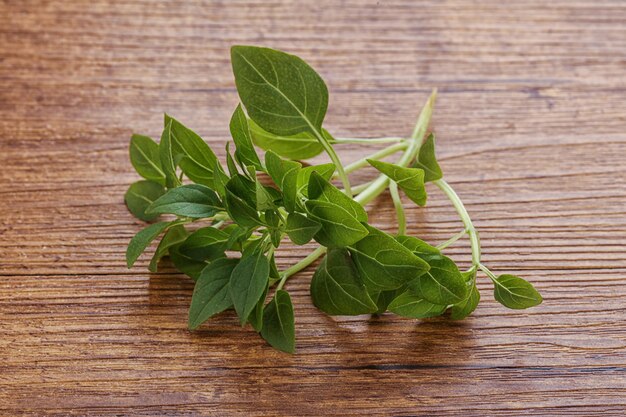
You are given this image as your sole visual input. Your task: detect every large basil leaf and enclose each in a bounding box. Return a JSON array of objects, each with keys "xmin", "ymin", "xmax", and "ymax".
[
  {"xmin": 179, "ymin": 226, "xmax": 230, "ymax": 261},
  {"xmin": 396, "ymin": 235, "xmax": 440, "ymax": 256},
  {"xmin": 231, "ymin": 45, "xmax": 328, "ymax": 136},
  {"xmin": 409, "ymin": 254, "xmax": 467, "ymax": 305},
  {"xmin": 305, "ymin": 200, "xmax": 368, "ymax": 248},
  {"xmin": 129, "ymin": 134, "xmax": 166, "ymax": 185},
  {"xmin": 260, "ymin": 290, "xmax": 295, "ymax": 353},
  {"xmin": 188, "ymin": 258, "xmax": 239, "ymax": 330},
  {"xmin": 493, "ymin": 274, "xmax": 542, "ymax": 309},
  {"xmin": 124, "ymin": 180, "xmax": 165, "ymax": 221},
  {"xmin": 229, "ymin": 251, "xmax": 270, "ymax": 325},
  {"xmin": 307, "ymin": 172, "xmax": 367, "ymax": 222},
  {"xmin": 349, "ymin": 225, "xmax": 430, "ymax": 291},
  {"xmin": 126, "ymin": 221, "xmax": 173, "ymax": 268},
  {"xmin": 310, "ymin": 248, "xmax": 377, "ymax": 315},
  {"xmin": 147, "ymin": 184, "xmax": 222, "ymax": 218}
]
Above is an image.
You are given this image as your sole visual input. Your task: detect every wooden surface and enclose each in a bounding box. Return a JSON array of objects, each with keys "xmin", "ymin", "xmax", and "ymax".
[{"xmin": 1, "ymin": 1, "xmax": 625, "ymax": 415}]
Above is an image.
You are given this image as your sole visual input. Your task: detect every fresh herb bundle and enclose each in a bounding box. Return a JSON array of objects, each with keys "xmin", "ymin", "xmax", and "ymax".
[{"xmin": 125, "ymin": 46, "xmax": 542, "ymax": 353}]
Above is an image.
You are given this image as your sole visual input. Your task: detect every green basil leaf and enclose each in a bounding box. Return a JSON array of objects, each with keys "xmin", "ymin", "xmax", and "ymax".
[
  {"xmin": 367, "ymin": 159, "xmax": 427, "ymax": 206},
  {"xmin": 349, "ymin": 225, "xmax": 430, "ymax": 291},
  {"xmin": 249, "ymin": 119, "xmax": 326, "ymax": 160},
  {"xmin": 124, "ymin": 180, "xmax": 165, "ymax": 221},
  {"xmin": 307, "ymin": 172, "xmax": 367, "ymax": 222},
  {"xmin": 256, "ymin": 181, "xmax": 276, "ymax": 211},
  {"xmin": 225, "ymin": 143, "xmax": 239, "ymax": 176},
  {"xmin": 179, "ymin": 227, "xmax": 230, "ymax": 261},
  {"xmin": 305, "ymin": 200, "xmax": 369, "ymax": 248},
  {"xmin": 231, "ymin": 45, "xmax": 328, "ymax": 136},
  {"xmin": 415, "ymin": 133, "xmax": 443, "ymax": 182},
  {"xmin": 310, "ymin": 248, "xmax": 377, "ymax": 315},
  {"xmin": 149, "ymin": 225, "xmax": 188, "ymax": 272},
  {"xmin": 165, "ymin": 114, "xmax": 219, "ymax": 186},
  {"xmin": 129, "ymin": 134, "xmax": 165, "ymax": 185},
  {"xmin": 226, "ymin": 174, "xmax": 257, "ymax": 208},
  {"xmin": 169, "ymin": 244, "xmax": 208, "ymax": 280},
  {"xmin": 248, "ymin": 281, "xmax": 268, "ymax": 332},
  {"xmin": 126, "ymin": 221, "xmax": 172, "ymax": 268},
  {"xmin": 211, "ymin": 158, "xmax": 229, "ymax": 199},
  {"xmin": 409, "ymin": 254, "xmax": 468, "ymax": 305},
  {"xmin": 229, "ymin": 251, "xmax": 270, "ymax": 325},
  {"xmin": 265, "ymin": 150, "xmax": 301, "ymax": 212},
  {"xmin": 396, "ymin": 235, "xmax": 440, "ymax": 256},
  {"xmin": 188, "ymin": 258, "xmax": 239, "ymax": 330},
  {"xmin": 147, "ymin": 184, "xmax": 222, "ymax": 218},
  {"xmin": 225, "ymin": 189, "xmax": 262, "ymax": 227},
  {"xmin": 388, "ymin": 290, "xmax": 447, "ymax": 318},
  {"xmin": 260, "ymin": 290, "xmax": 295, "ymax": 353},
  {"xmin": 285, "ymin": 212, "xmax": 321, "ymax": 245},
  {"xmin": 493, "ymin": 274, "xmax": 542, "ymax": 309},
  {"xmin": 450, "ymin": 285, "xmax": 480, "ymax": 320},
  {"xmin": 296, "ymin": 163, "xmax": 335, "ymax": 196},
  {"xmin": 230, "ymin": 104, "xmax": 263, "ymax": 172},
  {"xmin": 159, "ymin": 120, "xmax": 181, "ymax": 188}
]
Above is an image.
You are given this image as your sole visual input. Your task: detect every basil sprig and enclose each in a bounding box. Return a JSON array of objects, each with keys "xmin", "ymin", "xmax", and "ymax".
[{"xmin": 124, "ymin": 45, "xmax": 543, "ymax": 353}]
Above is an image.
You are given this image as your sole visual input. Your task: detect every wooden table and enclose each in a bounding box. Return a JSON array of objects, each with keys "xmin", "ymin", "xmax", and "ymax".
[{"xmin": 2, "ymin": 1, "xmax": 625, "ymax": 415}]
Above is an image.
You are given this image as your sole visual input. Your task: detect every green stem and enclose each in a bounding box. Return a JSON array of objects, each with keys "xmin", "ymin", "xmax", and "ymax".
[
  {"xmin": 334, "ymin": 137, "xmax": 404, "ymax": 144},
  {"xmin": 479, "ymin": 263, "xmax": 497, "ymax": 282},
  {"xmin": 276, "ymin": 246, "xmax": 327, "ymax": 291},
  {"xmin": 312, "ymin": 129, "xmax": 352, "ymax": 197},
  {"xmin": 389, "ymin": 182, "xmax": 406, "ymax": 235},
  {"xmin": 433, "ymin": 179, "xmax": 481, "ymax": 266},
  {"xmin": 344, "ymin": 142, "xmax": 408, "ymax": 174},
  {"xmin": 437, "ymin": 228, "xmax": 467, "ymax": 250}
]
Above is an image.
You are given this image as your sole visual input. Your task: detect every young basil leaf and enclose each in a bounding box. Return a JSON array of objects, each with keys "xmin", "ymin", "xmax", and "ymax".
[
  {"xmin": 264, "ymin": 210, "xmax": 282, "ymax": 248},
  {"xmin": 396, "ymin": 235, "xmax": 440, "ymax": 256},
  {"xmin": 225, "ymin": 143, "xmax": 239, "ymax": 176},
  {"xmin": 349, "ymin": 225, "xmax": 430, "ymax": 291},
  {"xmin": 493, "ymin": 274, "xmax": 542, "ymax": 309},
  {"xmin": 188, "ymin": 258, "xmax": 239, "ymax": 330},
  {"xmin": 307, "ymin": 172, "xmax": 367, "ymax": 222},
  {"xmin": 179, "ymin": 226, "xmax": 230, "ymax": 261},
  {"xmin": 265, "ymin": 150, "xmax": 301, "ymax": 212},
  {"xmin": 169, "ymin": 243, "xmax": 209, "ymax": 281},
  {"xmin": 409, "ymin": 254, "xmax": 468, "ymax": 305},
  {"xmin": 226, "ymin": 174, "xmax": 257, "ymax": 208},
  {"xmin": 305, "ymin": 200, "xmax": 369, "ymax": 248},
  {"xmin": 231, "ymin": 45, "xmax": 328, "ymax": 136},
  {"xmin": 415, "ymin": 133, "xmax": 443, "ymax": 182},
  {"xmin": 296, "ymin": 163, "xmax": 335, "ymax": 196},
  {"xmin": 310, "ymin": 248, "xmax": 377, "ymax": 315},
  {"xmin": 229, "ymin": 251, "xmax": 270, "ymax": 325},
  {"xmin": 126, "ymin": 221, "xmax": 173, "ymax": 268},
  {"xmin": 388, "ymin": 290, "xmax": 447, "ymax": 318},
  {"xmin": 248, "ymin": 280, "xmax": 268, "ymax": 332},
  {"xmin": 159, "ymin": 120, "xmax": 181, "ymax": 188},
  {"xmin": 260, "ymin": 290, "xmax": 295, "ymax": 353},
  {"xmin": 149, "ymin": 225, "xmax": 188, "ymax": 272},
  {"xmin": 249, "ymin": 119, "xmax": 326, "ymax": 160},
  {"xmin": 124, "ymin": 180, "xmax": 165, "ymax": 221},
  {"xmin": 146, "ymin": 184, "xmax": 222, "ymax": 218},
  {"xmin": 129, "ymin": 134, "xmax": 166, "ymax": 185},
  {"xmin": 230, "ymin": 104, "xmax": 263, "ymax": 172},
  {"xmin": 165, "ymin": 114, "xmax": 219, "ymax": 186},
  {"xmin": 285, "ymin": 212, "xmax": 321, "ymax": 245},
  {"xmin": 450, "ymin": 285, "xmax": 480, "ymax": 320},
  {"xmin": 367, "ymin": 159, "xmax": 427, "ymax": 206}
]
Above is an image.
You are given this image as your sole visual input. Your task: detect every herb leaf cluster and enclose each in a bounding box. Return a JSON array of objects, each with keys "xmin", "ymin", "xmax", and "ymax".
[{"xmin": 125, "ymin": 45, "xmax": 543, "ymax": 353}]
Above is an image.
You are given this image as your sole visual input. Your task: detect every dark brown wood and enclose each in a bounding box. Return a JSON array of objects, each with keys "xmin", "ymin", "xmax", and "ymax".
[{"xmin": 1, "ymin": 0, "xmax": 625, "ymax": 415}]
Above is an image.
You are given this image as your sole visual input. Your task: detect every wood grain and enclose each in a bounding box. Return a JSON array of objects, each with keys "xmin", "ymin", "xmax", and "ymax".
[{"xmin": 1, "ymin": 0, "xmax": 625, "ymax": 415}]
